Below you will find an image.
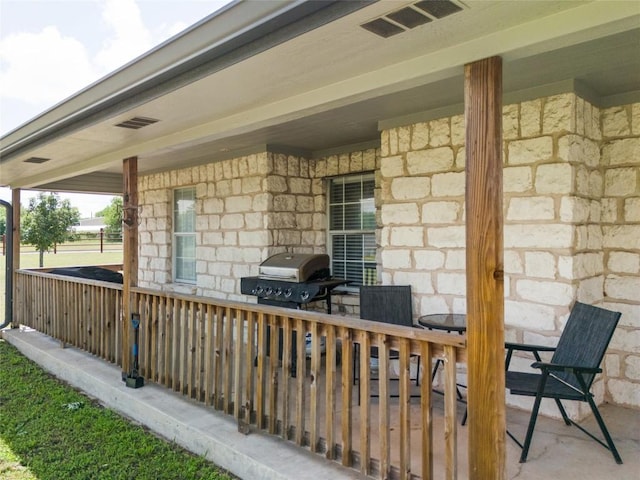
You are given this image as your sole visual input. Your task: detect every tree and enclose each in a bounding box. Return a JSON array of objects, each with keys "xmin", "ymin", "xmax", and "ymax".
[
  {"xmin": 0, "ymin": 208, "xmax": 5, "ymax": 236},
  {"xmin": 22, "ymin": 193, "xmax": 81, "ymax": 267},
  {"xmin": 97, "ymin": 196, "xmax": 123, "ymax": 240}
]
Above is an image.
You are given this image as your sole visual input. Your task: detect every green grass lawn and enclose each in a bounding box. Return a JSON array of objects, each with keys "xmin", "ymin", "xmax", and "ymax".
[{"xmin": 0, "ymin": 340, "xmax": 235, "ymax": 480}]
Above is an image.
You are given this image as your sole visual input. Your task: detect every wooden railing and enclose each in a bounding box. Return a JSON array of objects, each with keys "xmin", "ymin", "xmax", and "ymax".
[
  {"xmin": 15, "ymin": 269, "xmax": 123, "ymax": 365},
  {"xmin": 15, "ymin": 270, "xmax": 467, "ymax": 480}
]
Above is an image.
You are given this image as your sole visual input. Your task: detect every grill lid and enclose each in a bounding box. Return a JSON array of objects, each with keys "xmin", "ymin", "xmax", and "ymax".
[{"xmin": 258, "ymin": 253, "xmax": 330, "ymax": 282}]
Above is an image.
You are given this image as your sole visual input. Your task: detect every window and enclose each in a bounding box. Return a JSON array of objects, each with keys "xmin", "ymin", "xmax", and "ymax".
[
  {"xmin": 173, "ymin": 187, "xmax": 196, "ymax": 283},
  {"xmin": 328, "ymin": 174, "xmax": 376, "ymax": 286}
]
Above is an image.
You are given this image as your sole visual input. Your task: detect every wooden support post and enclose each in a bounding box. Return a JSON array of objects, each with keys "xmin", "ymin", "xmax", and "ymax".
[
  {"xmin": 464, "ymin": 56, "xmax": 505, "ymax": 479},
  {"xmin": 122, "ymin": 157, "xmax": 139, "ymax": 376},
  {"xmin": 11, "ymin": 189, "xmax": 21, "ymax": 328}
]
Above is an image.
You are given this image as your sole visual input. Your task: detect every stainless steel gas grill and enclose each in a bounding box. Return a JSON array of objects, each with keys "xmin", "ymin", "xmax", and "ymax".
[
  {"xmin": 241, "ymin": 253, "xmax": 348, "ymax": 314},
  {"xmin": 241, "ymin": 253, "xmax": 348, "ymax": 374}
]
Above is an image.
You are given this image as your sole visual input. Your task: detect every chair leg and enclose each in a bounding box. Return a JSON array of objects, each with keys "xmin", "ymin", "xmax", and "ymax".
[
  {"xmin": 520, "ymin": 374, "xmax": 549, "ymax": 463},
  {"xmin": 554, "ymin": 398, "xmax": 571, "ymax": 426},
  {"xmin": 587, "ymin": 395, "xmax": 623, "ymax": 464}
]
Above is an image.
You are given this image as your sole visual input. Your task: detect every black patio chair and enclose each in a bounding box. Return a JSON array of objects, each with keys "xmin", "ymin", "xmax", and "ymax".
[
  {"xmin": 355, "ymin": 285, "xmax": 420, "ymax": 402},
  {"xmin": 505, "ymin": 301, "xmax": 622, "ymax": 464}
]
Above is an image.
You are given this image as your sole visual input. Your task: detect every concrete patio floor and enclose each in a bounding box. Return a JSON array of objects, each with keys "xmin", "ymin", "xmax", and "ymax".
[{"xmin": 2, "ymin": 327, "xmax": 638, "ymax": 480}]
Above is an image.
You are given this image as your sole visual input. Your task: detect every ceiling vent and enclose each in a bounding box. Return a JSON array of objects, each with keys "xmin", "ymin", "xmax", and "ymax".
[
  {"xmin": 115, "ymin": 116, "xmax": 159, "ymax": 130},
  {"xmin": 361, "ymin": 18, "xmax": 405, "ymax": 38},
  {"xmin": 414, "ymin": 0, "xmax": 462, "ymax": 19},
  {"xmin": 361, "ymin": 0, "xmax": 464, "ymax": 38},
  {"xmin": 24, "ymin": 157, "xmax": 50, "ymax": 164},
  {"xmin": 387, "ymin": 6, "xmax": 433, "ymax": 29}
]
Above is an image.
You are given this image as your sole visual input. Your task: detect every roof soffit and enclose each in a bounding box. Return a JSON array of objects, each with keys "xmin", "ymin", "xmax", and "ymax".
[{"xmin": 2, "ymin": 0, "xmax": 639, "ymax": 190}]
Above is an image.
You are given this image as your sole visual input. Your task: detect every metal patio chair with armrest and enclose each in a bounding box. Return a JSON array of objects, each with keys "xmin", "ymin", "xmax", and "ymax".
[
  {"xmin": 355, "ymin": 285, "xmax": 421, "ymax": 402},
  {"xmin": 505, "ymin": 301, "xmax": 623, "ymax": 464}
]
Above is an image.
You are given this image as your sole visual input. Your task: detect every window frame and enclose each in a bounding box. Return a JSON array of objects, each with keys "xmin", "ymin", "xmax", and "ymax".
[
  {"xmin": 327, "ymin": 172, "xmax": 377, "ymax": 289},
  {"xmin": 172, "ymin": 186, "xmax": 197, "ymax": 284}
]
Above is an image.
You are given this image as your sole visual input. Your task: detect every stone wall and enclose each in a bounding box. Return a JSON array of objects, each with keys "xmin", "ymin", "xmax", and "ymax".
[
  {"xmin": 138, "ymin": 148, "xmax": 376, "ymax": 308},
  {"xmin": 136, "ymin": 92, "xmax": 638, "ymax": 410},
  {"xmin": 378, "ymin": 94, "xmax": 639, "ymax": 412},
  {"xmin": 601, "ymin": 104, "xmax": 640, "ymax": 407}
]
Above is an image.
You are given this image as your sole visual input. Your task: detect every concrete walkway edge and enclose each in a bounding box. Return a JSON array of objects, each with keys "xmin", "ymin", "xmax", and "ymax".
[{"xmin": 2, "ymin": 328, "xmax": 363, "ymax": 480}]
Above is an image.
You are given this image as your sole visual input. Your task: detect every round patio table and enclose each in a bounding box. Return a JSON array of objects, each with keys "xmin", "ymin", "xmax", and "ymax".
[{"xmin": 418, "ymin": 313, "xmax": 466, "ymax": 333}]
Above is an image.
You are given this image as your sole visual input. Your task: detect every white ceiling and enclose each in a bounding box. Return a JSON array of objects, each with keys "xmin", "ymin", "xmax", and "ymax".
[{"xmin": 1, "ymin": 0, "xmax": 639, "ymax": 193}]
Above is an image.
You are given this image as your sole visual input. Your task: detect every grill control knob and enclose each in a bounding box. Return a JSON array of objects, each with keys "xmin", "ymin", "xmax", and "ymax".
[
  {"xmin": 284, "ymin": 288, "xmax": 293, "ymax": 298},
  {"xmin": 265, "ymin": 287, "xmax": 273, "ymax": 296},
  {"xmin": 300, "ymin": 291, "xmax": 310, "ymax": 301},
  {"xmin": 275, "ymin": 287, "xmax": 282, "ymax": 296},
  {"xmin": 256, "ymin": 286, "xmax": 264, "ymax": 295}
]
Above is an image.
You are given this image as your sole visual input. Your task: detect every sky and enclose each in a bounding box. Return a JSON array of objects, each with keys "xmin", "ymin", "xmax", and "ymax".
[{"xmin": 0, "ymin": 0, "xmax": 233, "ymax": 217}]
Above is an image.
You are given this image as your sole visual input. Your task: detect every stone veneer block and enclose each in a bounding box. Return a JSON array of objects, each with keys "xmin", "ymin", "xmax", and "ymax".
[
  {"xmin": 605, "ymin": 275, "xmax": 640, "ymax": 301},
  {"xmin": 391, "ymin": 177, "xmax": 430, "ymax": 200},
  {"xmin": 503, "ymin": 104, "xmax": 519, "ymax": 140},
  {"xmin": 559, "ymin": 196, "xmax": 590, "ymax": 223},
  {"xmin": 421, "ymin": 295, "xmax": 449, "ymax": 314},
  {"xmin": 610, "ymin": 326, "xmax": 640, "ymax": 354},
  {"xmin": 600, "ymin": 198, "xmax": 618, "ymax": 223},
  {"xmin": 557, "ymin": 135, "xmax": 600, "ymax": 167},
  {"xmin": 602, "ymin": 138, "xmax": 640, "ymax": 166},
  {"xmin": 625, "ymin": 356, "xmax": 640, "ymax": 381},
  {"xmin": 605, "ymin": 354, "xmax": 621, "ymax": 377},
  {"xmin": 504, "ymin": 250, "xmax": 524, "ymax": 274},
  {"xmin": 390, "ymin": 226, "xmax": 424, "ymax": 247},
  {"xmin": 431, "ymin": 172, "xmax": 465, "ymax": 197},
  {"xmin": 624, "ymin": 198, "xmax": 640, "ymax": 221},
  {"xmin": 535, "ymin": 163, "xmax": 574, "ymax": 194},
  {"xmin": 393, "ymin": 271, "xmax": 434, "ymax": 293},
  {"xmin": 427, "ymin": 226, "xmax": 465, "ymax": 248},
  {"xmin": 632, "ymin": 103, "xmax": 640, "ymax": 135},
  {"xmin": 504, "ymin": 224, "xmax": 573, "ymax": 249},
  {"xmin": 422, "ymin": 201, "xmax": 460, "ymax": 224},
  {"xmin": 445, "ymin": 250, "xmax": 465, "ymax": 270},
  {"xmin": 574, "ymin": 252, "xmax": 604, "ymax": 278},
  {"xmin": 381, "ymin": 155, "xmax": 404, "ymax": 177},
  {"xmin": 437, "ymin": 272, "xmax": 467, "ymax": 296},
  {"xmin": 605, "ymin": 168, "xmax": 638, "ymax": 196},
  {"xmin": 381, "ymin": 203, "xmax": 419, "ymax": 224},
  {"xmin": 503, "ymin": 167, "xmax": 533, "ymax": 193},
  {"xmin": 520, "ymin": 99, "xmax": 542, "ymax": 137},
  {"xmin": 508, "ymin": 137, "xmax": 553, "ymax": 165},
  {"xmin": 603, "ymin": 225, "xmax": 640, "ymax": 249},
  {"xmin": 576, "ymin": 276, "xmax": 604, "ymax": 304},
  {"xmin": 516, "ymin": 279, "xmax": 574, "ymax": 306},
  {"xmin": 407, "ymin": 148, "xmax": 454, "ymax": 175},
  {"xmin": 602, "ymin": 106, "xmax": 631, "ymax": 137},
  {"xmin": 429, "ymin": 118, "xmax": 450, "ymax": 147},
  {"xmin": 543, "ymin": 94, "xmax": 575, "ymax": 134},
  {"xmin": 363, "ymin": 148, "xmax": 377, "ymax": 170},
  {"xmin": 412, "ymin": 122, "xmax": 429, "ymax": 150},
  {"xmin": 381, "ymin": 249, "xmax": 411, "ymax": 269},
  {"xmin": 451, "ymin": 115, "xmax": 464, "ymax": 146},
  {"xmin": 524, "ymin": 251, "xmax": 556, "ymax": 278},
  {"xmin": 413, "ymin": 250, "xmax": 445, "ymax": 270},
  {"xmin": 504, "ymin": 300, "xmax": 556, "ymax": 330},
  {"xmin": 608, "ymin": 251, "xmax": 640, "ymax": 274},
  {"xmin": 507, "ymin": 196, "xmax": 555, "ymax": 221},
  {"xmin": 455, "ymin": 148, "xmax": 466, "ymax": 169}
]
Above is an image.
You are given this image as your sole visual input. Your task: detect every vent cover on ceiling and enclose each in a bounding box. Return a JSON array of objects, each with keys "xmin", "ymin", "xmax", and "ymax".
[
  {"xmin": 24, "ymin": 157, "xmax": 50, "ymax": 164},
  {"xmin": 115, "ymin": 116, "xmax": 159, "ymax": 129},
  {"xmin": 361, "ymin": 0, "xmax": 464, "ymax": 38}
]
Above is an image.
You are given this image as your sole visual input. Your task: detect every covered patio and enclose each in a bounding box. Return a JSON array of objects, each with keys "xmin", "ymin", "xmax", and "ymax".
[
  {"xmin": 3, "ymin": 325, "xmax": 639, "ymax": 480},
  {"xmin": 1, "ymin": 1, "xmax": 638, "ymax": 479}
]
